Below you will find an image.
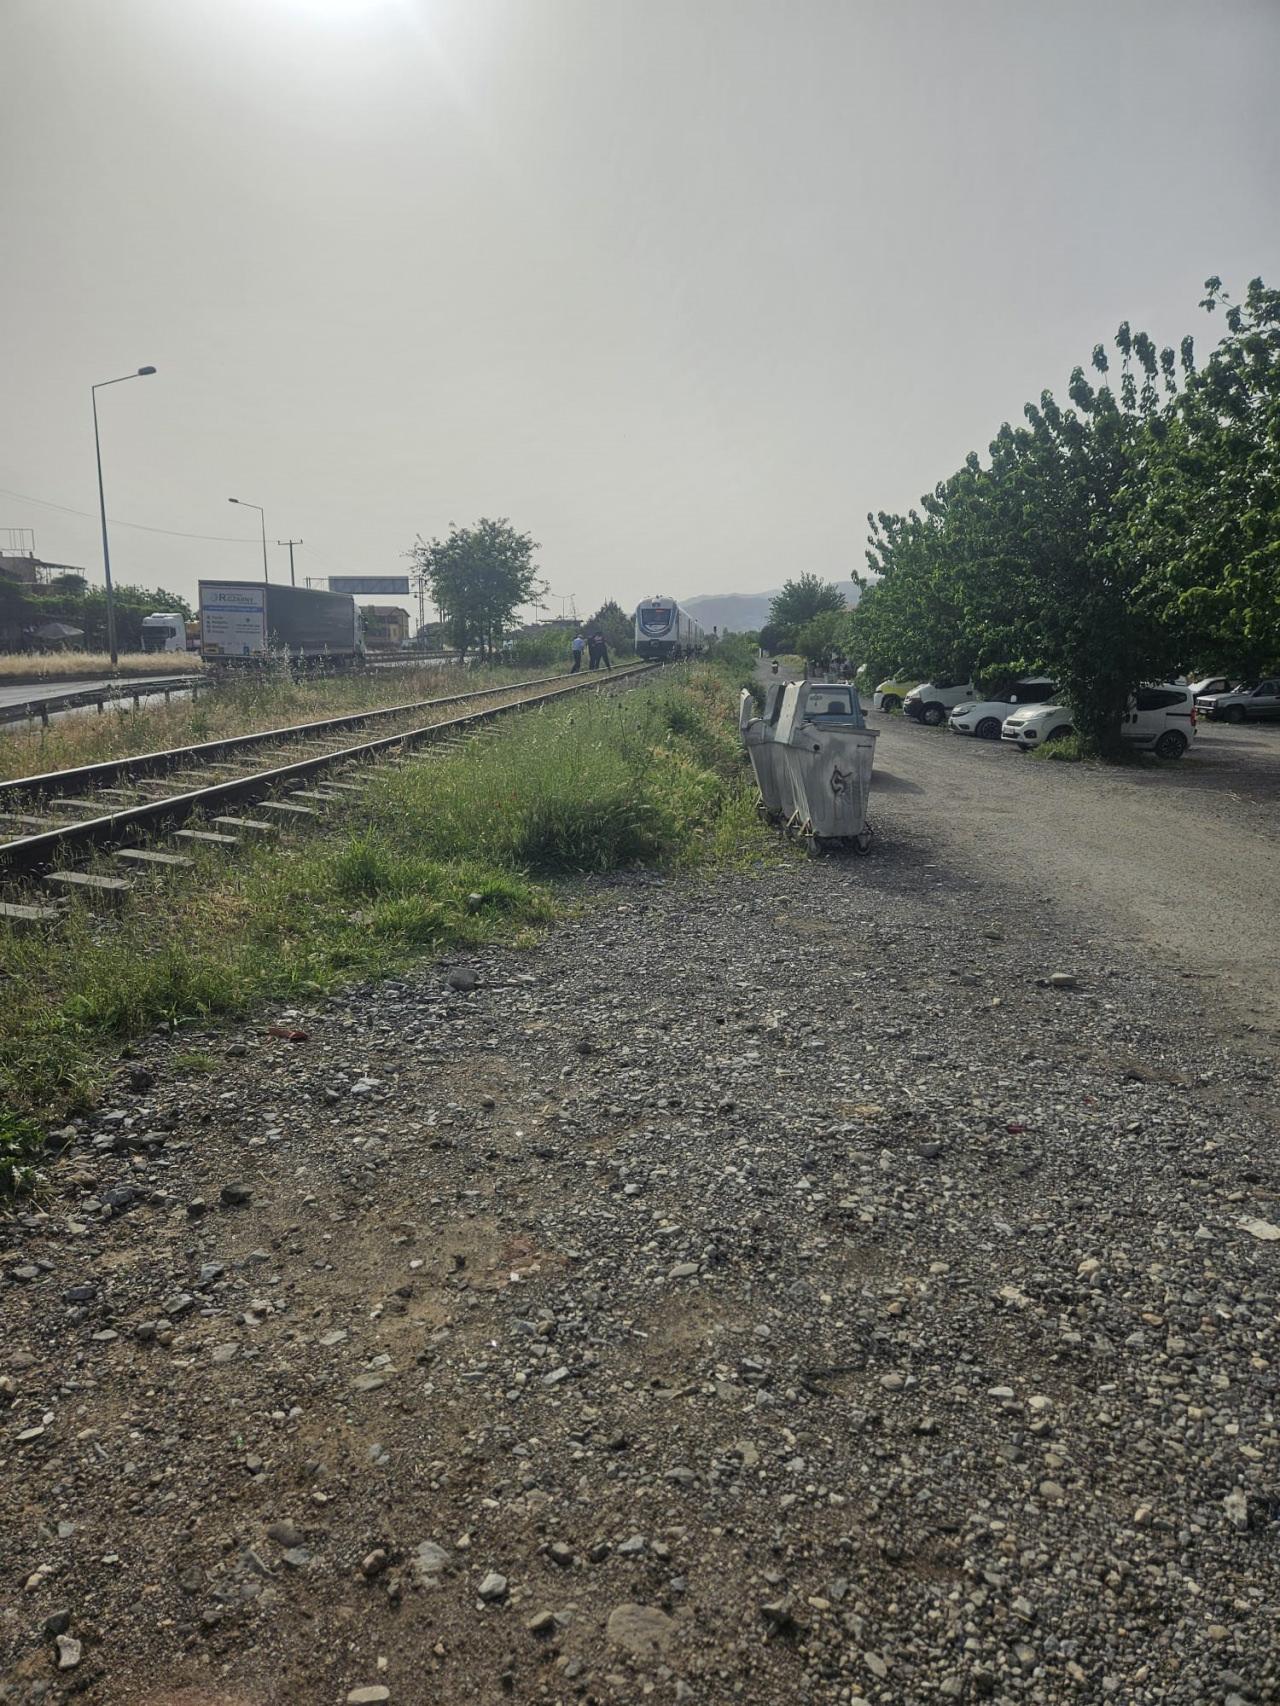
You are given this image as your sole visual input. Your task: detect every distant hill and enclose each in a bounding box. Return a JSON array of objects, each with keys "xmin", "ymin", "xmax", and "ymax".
[{"xmin": 684, "ymin": 581, "xmax": 861, "ymax": 635}]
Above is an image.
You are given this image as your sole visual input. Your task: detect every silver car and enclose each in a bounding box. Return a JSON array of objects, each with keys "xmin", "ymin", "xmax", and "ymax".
[{"xmin": 1197, "ymin": 680, "xmax": 1280, "ymax": 723}]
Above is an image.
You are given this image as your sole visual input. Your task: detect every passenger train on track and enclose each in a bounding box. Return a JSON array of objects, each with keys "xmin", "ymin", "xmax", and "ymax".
[{"xmin": 633, "ymin": 595, "xmax": 705, "ymax": 660}]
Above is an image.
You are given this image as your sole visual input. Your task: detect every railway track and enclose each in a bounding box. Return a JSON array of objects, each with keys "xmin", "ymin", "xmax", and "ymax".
[{"xmin": 0, "ymin": 664, "xmax": 655, "ymax": 911}]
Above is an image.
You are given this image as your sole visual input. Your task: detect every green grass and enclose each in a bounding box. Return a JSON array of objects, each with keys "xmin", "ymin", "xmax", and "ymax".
[
  {"xmin": 0, "ymin": 669, "xmax": 757, "ymax": 1130},
  {"xmin": 172, "ymin": 1050, "xmax": 218, "ymax": 1074},
  {"xmin": 0, "ymin": 1110, "xmax": 45, "ymax": 1203},
  {"xmin": 0, "ymin": 659, "xmax": 557, "ymax": 783},
  {"xmin": 1026, "ymin": 733, "xmax": 1089, "ymax": 762}
]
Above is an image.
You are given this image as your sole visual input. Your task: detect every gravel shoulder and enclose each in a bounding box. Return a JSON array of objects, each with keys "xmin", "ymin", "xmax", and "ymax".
[{"xmin": 2, "ymin": 759, "xmax": 1278, "ymax": 1705}]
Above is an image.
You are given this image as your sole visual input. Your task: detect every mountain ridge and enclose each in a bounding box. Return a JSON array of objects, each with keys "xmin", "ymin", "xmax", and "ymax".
[{"xmin": 682, "ymin": 581, "xmax": 861, "ymax": 634}]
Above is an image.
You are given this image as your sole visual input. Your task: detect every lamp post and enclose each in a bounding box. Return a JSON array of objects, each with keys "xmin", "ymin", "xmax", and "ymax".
[
  {"xmin": 228, "ymin": 498, "xmax": 268, "ymax": 583},
  {"xmin": 93, "ymin": 365, "xmax": 156, "ymax": 668}
]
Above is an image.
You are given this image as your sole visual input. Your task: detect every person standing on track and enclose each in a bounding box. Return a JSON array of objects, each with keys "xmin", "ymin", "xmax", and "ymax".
[
  {"xmin": 588, "ymin": 631, "xmax": 612, "ymax": 671},
  {"xmin": 570, "ymin": 632, "xmax": 586, "ymax": 673}
]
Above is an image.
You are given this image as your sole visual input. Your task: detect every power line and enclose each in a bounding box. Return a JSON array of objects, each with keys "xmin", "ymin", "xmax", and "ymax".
[{"xmin": 0, "ymin": 484, "xmax": 259, "ymax": 544}]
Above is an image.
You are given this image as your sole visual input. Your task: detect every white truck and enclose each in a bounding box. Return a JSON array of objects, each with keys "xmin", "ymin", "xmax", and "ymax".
[{"xmin": 140, "ymin": 612, "xmax": 189, "ymax": 653}]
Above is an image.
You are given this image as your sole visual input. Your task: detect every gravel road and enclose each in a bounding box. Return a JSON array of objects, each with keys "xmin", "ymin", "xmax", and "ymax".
[
  {"xmin": 2, "ymin": 733, "xmax": 1278, "ymax": 1705},
  {"xmin": 864, "ymin": 710, "xmax": 1280, "ymax": 1047}
]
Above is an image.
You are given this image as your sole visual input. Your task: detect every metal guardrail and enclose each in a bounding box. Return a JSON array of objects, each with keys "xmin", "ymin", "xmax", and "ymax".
[{"xmin": 0, "ymin": 676, "xmax": 204, "ymax": 728}]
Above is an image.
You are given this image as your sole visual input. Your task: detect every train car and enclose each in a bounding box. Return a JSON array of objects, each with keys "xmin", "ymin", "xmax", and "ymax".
[{"xmin": 633, "ymin": 595, "xmax": 705, "ymax": 660}]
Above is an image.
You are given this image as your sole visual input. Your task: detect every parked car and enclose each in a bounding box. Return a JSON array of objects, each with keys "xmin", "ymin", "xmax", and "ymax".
[
  {"xmin": 1002, "ymin": 685, "xmax": 1197, "ymax": 757},
  {"xmin": 872, "ymin": 675, "xmax": 919, "ymax": 712},
  {"xmin": 1122, "ymin": 685, "xmax": 1198, "ymax": 757},
  {"xmin": 949, "ymin": 678, "xmax": 1057, "ymax": 740},
  {"xmin": 1000, "ymin": 703, "xmax": 1076, "ymax": 750},
  {"xmin": 903, "ymin": 679, "xmax": 977, "ymax": 726},
  {"xmin": 1187, "ymin": 675, "xmax": 1236, "ymax": 699},
  {"xmin": 1196, "ymin": 679, "xmax": 1280, "ymax": 723}
]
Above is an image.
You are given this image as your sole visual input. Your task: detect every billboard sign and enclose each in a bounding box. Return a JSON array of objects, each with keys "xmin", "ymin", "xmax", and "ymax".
[{"xmin": 328, "ymin": 575, "xmax": 411, "ymax": 596}]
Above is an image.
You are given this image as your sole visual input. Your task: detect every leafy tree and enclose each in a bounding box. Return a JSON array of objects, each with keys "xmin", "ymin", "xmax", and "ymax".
[
  {"xmin": 857, "ymin": 316, "xmax": 1194, "ymax": 751},
  {"xmin": 411, "ymin": 518, "xmax": 539, "ymax": 659},
  {"xmin": 584, "ymin": 599, "xmax": 634, "ymax": 655},
  {"xmin": 794, "ymin": 609, "xmax": 854, "ymax": 663},
  {"xmin": 1129, "ymin": 277, "xmax": 1280, "ymax": 677},
  {"xmin": 767, "ymin": 574, "xmax": 846, "ymax": 649}
]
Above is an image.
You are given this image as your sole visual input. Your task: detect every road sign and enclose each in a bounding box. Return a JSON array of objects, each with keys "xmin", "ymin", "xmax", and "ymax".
[{"xmin": 328, "ymin": 576, "xmax": 410, "ymax": 595}]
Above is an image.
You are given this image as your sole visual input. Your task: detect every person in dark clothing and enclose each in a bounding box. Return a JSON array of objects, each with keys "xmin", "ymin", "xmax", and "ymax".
[{"xmin": 588, "ymin": 632, "xmax": 612, "ymax": 670}]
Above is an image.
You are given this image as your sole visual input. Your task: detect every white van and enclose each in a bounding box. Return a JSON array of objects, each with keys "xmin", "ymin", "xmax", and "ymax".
[{"xmin": 902, "ymin": 679, "xmax": 977, "ymax": 726}]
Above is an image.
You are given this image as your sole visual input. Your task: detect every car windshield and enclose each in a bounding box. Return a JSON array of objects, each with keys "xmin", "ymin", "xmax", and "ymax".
[{"xmin": 806, "ymin": 692, "xmax": 854, "ymax": 717}]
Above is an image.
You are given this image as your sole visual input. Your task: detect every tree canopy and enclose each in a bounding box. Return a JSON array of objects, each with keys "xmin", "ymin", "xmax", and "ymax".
[
  {"xmin": 584, "ymin": 599, "xmax": 633, "ymax": 654},
  {"xmin": 847, "ymin": 278, "xmax": 1279, "ymax": 751},
  {"xmin": 767, "ymin": 574, "xmax": 847, "ymax": 651},
  {"xmin": 411, "ymin": 518, "xmax": 539, "ymax": 659}
]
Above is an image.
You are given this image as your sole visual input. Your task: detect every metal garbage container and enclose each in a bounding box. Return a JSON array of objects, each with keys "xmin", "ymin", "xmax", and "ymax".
[
  {"xmin": 738, "ymin": 683, "xmax": 791, "ymax": 820},
  {"xmin": 770, "ymin": 681, "xmax": 878, "ymax": 853}
]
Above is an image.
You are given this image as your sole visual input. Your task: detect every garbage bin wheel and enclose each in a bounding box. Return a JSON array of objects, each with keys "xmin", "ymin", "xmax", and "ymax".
[
  {"xmin": 806, "ymin": 836, "xmax": 827, "ymax": 860},
  {"xmin": 851, "ymin": 827, "xmax": 874, "ymax": 855}
]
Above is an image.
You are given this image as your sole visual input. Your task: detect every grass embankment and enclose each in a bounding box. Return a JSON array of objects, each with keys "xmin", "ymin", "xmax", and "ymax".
[
  {"xmin": 0, "ymin": 668, "xmax": 755, "ymax": 1138},
  {"xmin": 0, "ymin": 651, "xmax": 204, "ymax": 683},
  {"xmin": 0, "ymin": 661, "xmax": 557, "ymax": 782}
]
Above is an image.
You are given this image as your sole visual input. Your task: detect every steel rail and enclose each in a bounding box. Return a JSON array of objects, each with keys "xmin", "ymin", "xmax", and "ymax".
[
  {"xmin": 0, "ymin": 665, "xmax": 657, "ymax": 877},
  {"xmin": 0, "ymin": 667, "xmax": 646, "ymax": 803}
]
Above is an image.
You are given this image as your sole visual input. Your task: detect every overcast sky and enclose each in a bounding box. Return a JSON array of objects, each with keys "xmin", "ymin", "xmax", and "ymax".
[{"xmin": 3, "ymin": 0, "xmax": 1278, "ymax": 622}]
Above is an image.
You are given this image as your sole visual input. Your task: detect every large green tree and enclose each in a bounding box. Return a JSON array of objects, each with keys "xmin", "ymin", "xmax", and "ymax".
[
  {"xmin": 412, "ymin": 518, "xmax": 539, "ymax": 659},
  {"xmin": 1129, "ymin": 277, "xmax": 1280, "ymax": 677},
  {"xmin": 855, "ymin": 310, "xmax": 1208, "ymax": 750},
  {"xmin": 584, "ymin": 599, "xmax": 633, "ymax": 655},
  {"xmin": 767, "ymin": 574, "xmax": 846, "ymax": 650}
]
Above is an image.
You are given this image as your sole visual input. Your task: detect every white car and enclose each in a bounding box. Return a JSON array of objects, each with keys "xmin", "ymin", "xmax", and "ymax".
[
  {"xmin": 1001, "ymin": 703, "xmax": 1075, "ymax": 750},
  {"xmin": 1002, "ymin": 686, "xmax": 1198, "ymax": 758},
  {"xmin": 902, "ymin": 680, "xmax": 977, "ymax": 726},
  {"xmin": 949, "ymin": 678, "xmax": 1057, "ymax": 740}
]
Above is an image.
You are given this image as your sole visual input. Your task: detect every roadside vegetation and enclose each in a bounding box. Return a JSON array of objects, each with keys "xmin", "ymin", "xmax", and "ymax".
[
  {"xmin": 0, "ymin": 668, "xmax": 755, "ymax": 1127},
  {"xmin": 756, "ymin": 278, "xmax": 1279, "ymax": 755},
  {"xmin": 0, "ymin": 659, "xmax": 561, "ymax": 782},
  {"xmin": 0, "ymin": 649, "xmax": 203, "ymax": 682}
]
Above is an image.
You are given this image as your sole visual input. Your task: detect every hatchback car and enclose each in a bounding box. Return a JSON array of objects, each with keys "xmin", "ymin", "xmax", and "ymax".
[{"xmin": 949, "ymin": 678, "xmax": 1057, "ymax": 740}]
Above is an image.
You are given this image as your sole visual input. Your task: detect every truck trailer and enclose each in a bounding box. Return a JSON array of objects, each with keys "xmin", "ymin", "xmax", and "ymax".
[{"xmin": 199, "ymin": 581, "xmax": 362, "ymax": 666}]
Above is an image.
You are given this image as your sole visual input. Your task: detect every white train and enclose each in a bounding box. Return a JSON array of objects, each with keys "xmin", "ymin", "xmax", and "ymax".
[{"xmin": 633, "ymin": 595, "xmax": 705, "ymax": 660}]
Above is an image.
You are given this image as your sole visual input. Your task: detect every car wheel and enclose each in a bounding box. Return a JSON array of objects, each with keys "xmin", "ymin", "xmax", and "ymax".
[
  {"xmin": 976, "ymin": 716, "xmax": 1002, "ymax": 740},
  {"xmin": 1154, "ymin": 730, "xmax": 1187, "ymax": 759},
  {"xmin": 1046, "ymin": 725, "xmax": 1073, "ymax": 743},
  {"xmin": 922, "ymin": 703, "xmax": 946, "ymax": 727},
  {"xmin": 880, "ymin": 695, "xmax": 901, "ymax": 713},
  {"xmin": 1225, "ymin": 705, "xmax": 1245, "ymax": 724}
]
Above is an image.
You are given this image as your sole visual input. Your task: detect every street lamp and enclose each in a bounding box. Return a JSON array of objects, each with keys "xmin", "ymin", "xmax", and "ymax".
[
  {"xmin": 228, "ymin": 498, "xmax": 268, "ymax": 583},
  {"xmin": 93, "ymin": 365, "xmax": 156, "ymax": 668}
]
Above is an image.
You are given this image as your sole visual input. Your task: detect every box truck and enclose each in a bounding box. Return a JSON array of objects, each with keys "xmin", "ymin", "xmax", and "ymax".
[{"xmin": 199, "ymin": 581, "xmax": 362, "ymax": 666}]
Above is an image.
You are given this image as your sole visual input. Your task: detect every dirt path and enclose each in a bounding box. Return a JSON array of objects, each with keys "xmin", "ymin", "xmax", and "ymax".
[{"xmin": 865, "ymin": 711, "xmax": 1280, "ymax": 1047}]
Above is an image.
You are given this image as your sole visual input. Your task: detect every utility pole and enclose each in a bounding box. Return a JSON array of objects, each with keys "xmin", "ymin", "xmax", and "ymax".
[{"xmin": 278, "ymin": 539, "xmax": 302, "ymax": 587}]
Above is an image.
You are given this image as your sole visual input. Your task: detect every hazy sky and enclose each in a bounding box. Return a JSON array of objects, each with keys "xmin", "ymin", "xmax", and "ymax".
[{"xmin": 3, "ymin": 0, "xmax": 1278, "ymax": 622}]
